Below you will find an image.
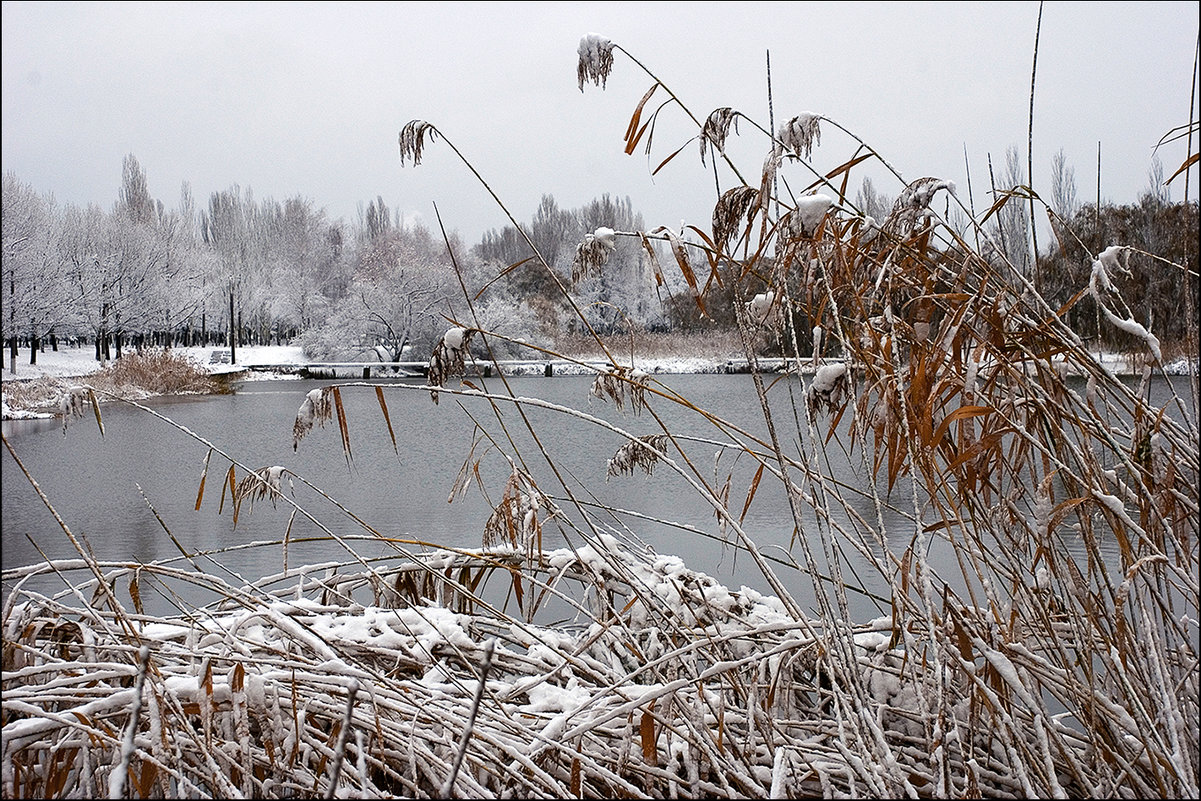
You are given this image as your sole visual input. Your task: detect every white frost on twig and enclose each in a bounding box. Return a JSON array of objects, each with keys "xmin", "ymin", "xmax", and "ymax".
[{"xmin": 1088, "ymin": 245, "xmax": 1162, "ymax": 363}]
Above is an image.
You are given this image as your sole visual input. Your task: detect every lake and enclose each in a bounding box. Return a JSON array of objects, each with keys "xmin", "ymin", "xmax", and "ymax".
[{"xmin": 2, "ymin": 372, "xmax": 1191, "ymax": 621}]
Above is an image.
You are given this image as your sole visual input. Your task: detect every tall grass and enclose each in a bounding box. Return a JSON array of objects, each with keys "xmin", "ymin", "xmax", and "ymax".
[{"xmin": 2, "ymin": 34, "xmax": 1198, "ymax": 799}]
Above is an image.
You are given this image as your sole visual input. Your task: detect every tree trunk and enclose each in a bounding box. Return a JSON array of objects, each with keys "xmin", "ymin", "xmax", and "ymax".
[
  {"xmin": 29, "ymin": 335, "xmax": 38, "ymax": 365},
  {"xmin": 229, "ymin": 290, "xmax": 236, "ymax": 364}
]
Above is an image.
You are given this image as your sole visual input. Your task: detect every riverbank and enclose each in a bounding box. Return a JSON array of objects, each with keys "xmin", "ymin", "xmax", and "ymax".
[{"xmin": 2, "ymin": 342, "xmax": 1195, "ymax": 421}]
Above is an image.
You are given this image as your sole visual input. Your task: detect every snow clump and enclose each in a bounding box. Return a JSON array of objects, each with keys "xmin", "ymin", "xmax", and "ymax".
[{"xmin": 577, "ymin": 33, "xmax": 614, "ymax": 90}]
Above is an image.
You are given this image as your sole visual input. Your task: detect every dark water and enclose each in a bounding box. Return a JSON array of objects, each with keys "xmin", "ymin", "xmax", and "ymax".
[{"xmin": 3, "ymin": 372, "xmax": 1193, "ymax": 620}]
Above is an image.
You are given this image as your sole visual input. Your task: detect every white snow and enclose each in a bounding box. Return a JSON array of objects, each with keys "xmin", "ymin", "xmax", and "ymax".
[
  {"xmin": 794, "ymin": 194, "xmax": 834, "ymax": 236},
  {"xmin": 442, "ymin": 327, "xmax": 470, "ymax": 352},
  {"xmin": 592, "ymin": 226, "xmax": 616, "ymax": 249},
  {"xmin": 748, "ymin": 291, "xmax": 776, "ymax": 324},
  {"xmin": 1089, "ymin": 246, "xmax": 1162, "ymax": 363},
  {"xmin": 811, "ymin": 362, "xmax": 847, "ymax": 393}
]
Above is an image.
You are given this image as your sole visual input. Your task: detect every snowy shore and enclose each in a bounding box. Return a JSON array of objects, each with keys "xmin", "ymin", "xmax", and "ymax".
[{"xmin": 2, "ymin": 342, "xmax": 1195, "ymax": 421}]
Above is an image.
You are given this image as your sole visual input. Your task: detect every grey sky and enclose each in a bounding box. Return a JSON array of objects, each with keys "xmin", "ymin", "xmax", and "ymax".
[{"xmin": 3, "ymin": 1, "xmax": 1197, "ymax": 245}]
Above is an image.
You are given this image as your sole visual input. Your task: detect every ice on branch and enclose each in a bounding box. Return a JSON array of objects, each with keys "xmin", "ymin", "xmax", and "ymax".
[
  {"xmin": 428, "ymin": 327, "xmax": 475, "ymax": 404},
  {"xmin": 571, "ymin": 226, "xmax": 618, "ymax": 283},
  {"xmin": 701, "ymin": 107, "xmax": 739, "ymax": 167},
  {"xmin": 577, "ymin": 33, "xmax": 615, "ymax": 90},
  {"xmin": 1089, "ymin": 245, "xmax": 1162, "ymax": 363},
  {"xmin": 776, "ymin": 113, "xmax": 822, "ymax": 160},
  {"xmin": 808, "ymin": 363, "xmax": 849, "ymax": 416},
  {"xmin": 292, "ymin": 386, "xmax": 334, "ymax": 450},
  {"xmin": 398, "ymin": 120, "xmax": 438, "ymax": 166},
  {"xmin": 606, "ymin": 434, "xmax": 671, "ymax": 479}
]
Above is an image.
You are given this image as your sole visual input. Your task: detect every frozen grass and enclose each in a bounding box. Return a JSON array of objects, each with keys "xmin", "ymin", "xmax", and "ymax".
[
  {"xmin": 2, "ymin": 348, "xmax": 224, "ymax": 417},
  {"xmin": 3, "ymin": 33, "xmax": 1198, "ymax": 800}
]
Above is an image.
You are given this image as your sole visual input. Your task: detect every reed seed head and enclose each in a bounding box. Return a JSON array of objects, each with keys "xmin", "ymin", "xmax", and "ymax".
[
  {"xmin": 577, "ymin": 33, "xmax": 615, "ymax": 91},
  {"xmin": 701, "ymin": 108, "xmax": 739, "ymax": 167},
  {"xmin": 398, "ymin": 120, "xmax": 438, "ymax": 166},
  {"xmin": 571, "ymin": 227, "xmax": 618, "ymax": 284},
  {"xmin": 428, "ymin": 326, "xmax": 475, "ymax": 404},
  {"xmin": 606, "ymin": 434, "xmax": 670, "ymax": 479}
]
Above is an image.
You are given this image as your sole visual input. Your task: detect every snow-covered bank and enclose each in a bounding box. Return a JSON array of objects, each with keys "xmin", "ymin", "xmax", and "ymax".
[
  {"xmin": 0, "ymin": 344, "xmax": 309, "ymax": 382},
  {"xmin": 3, "ymin": 343, "xmax": 1195, "ymax": 421}
]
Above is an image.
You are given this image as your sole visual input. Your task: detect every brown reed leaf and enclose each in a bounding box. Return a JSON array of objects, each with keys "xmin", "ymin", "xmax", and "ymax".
[
  {"xmin": 739, "ymin": 463, "xmax": 766, "ymax": 524},
  {"xmin": 195, "ymin": 448, "xmax": 212, "ymax": 511},
  {"xmin": 375, "ymin": 386, "xmax": 398, "ymax": 455},
  {"xmin": 640, "ymin": 703, "xmax": 658, "ymax": 765},
  {"xmin": 651, "ymin": 226, "xmax": 708, "ymax": 317},
  {"xmin": 652, "ymin": 139, "xmax": 693, "ymax": 176},
  {"xmin": 332, "ymin": 387, "xmax": 352, "ymax": 465},
  {"xmin": 624, "ymin": 83, "xmax": 660, "ymax": 154},
  {"xmin": 219, "ymin": 464, "xmax": 236, "ymax": 517},
  {"xmin": 129, "ymin": 572, "xmax": 143, "ymax": 616}
]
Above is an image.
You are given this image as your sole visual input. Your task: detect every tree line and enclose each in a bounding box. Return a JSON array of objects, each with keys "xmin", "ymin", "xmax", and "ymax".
[
  {"xmin": 3, "ymin": 152, "xmax": 1196, "ymax": 373},
  {"xmin": 1, "ymin": 156, "xmax": 665, "ymax": 372}
]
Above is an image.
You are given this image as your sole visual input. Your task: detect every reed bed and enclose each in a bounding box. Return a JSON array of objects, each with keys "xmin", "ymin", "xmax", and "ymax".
[{"xmin": 3, "ymin": 33, "xmax": 1199, "ymax": 799}]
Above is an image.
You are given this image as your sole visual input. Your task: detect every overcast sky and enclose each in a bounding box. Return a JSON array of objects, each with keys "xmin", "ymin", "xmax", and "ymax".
[{"xmin": 3, "ymin": 1, "xmax": 1198, "ymax": 245}]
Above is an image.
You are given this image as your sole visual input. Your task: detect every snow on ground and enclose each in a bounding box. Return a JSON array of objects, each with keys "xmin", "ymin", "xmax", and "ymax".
[{"xmin": 0, "ymin": 344, "xmax": 309, "ymax": 382}]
